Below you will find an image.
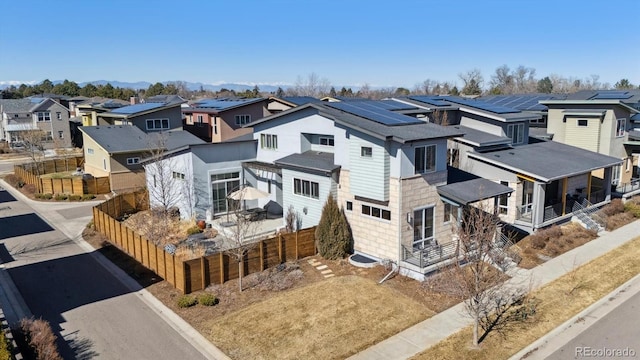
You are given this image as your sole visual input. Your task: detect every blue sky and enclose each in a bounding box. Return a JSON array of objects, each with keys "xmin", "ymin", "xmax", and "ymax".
[{"xmin": 1, "ymin": 0, "xmax": 638, "ymax": 88}]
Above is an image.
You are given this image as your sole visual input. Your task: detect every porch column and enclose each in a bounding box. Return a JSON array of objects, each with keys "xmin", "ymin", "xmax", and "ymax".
[
  {"xmin": 587, "ymin": 172, "xmax": 592, "ymax": 202},
  {"xmin": 457, "ymin": 206, "xmax": 463, "ymax": 228},
  {"xmin": 561, "ymin": 177, "xmax": 568, "ymax": 215},
  {"xmin": 532, "ymin": 182, "xmax": 546, "ymax": 228},
  {"xmin": 603, "ymin": 166, "xmax": 613, "ymax": 202}
]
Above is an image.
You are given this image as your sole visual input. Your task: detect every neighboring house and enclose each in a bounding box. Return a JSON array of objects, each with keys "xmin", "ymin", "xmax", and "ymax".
[
  {"xmin": 182, "ymin": 98, "xmax": 268, "ymax": 143},
  {"xmin": 541, "ymin": 90, "xmax": 640, "ymax": 197},
  {"xmin": 80, "ymin": 126, "xmax": 204, "ymax": 193},
  {"xmin": 95, "ymin": 97, "xmax": 185, "ymax": 132},
  {"xmin": 0, "ymin": 97, "xmax": 73, "ymax": 148},
  {"xmin": 479, "ymin": 93, "xmax": 567, "ymax": 132},
  {"xmin": 142, "ymin": 133, "xmax": 257, "ymax": 220},
  {"xmin": 76, "ymin": 97, "xmax": 130, "ymax": 126},
  {"xmin": 244, "ymin": 100, "xmax": 516, "ymax": 279},
  {"xmin": 67, "ymin": 96, "xmax": 89, "ymax": 116},
  {"xmin": 267, "ymin": 96, "xmax": 322, "ymax": 114}
]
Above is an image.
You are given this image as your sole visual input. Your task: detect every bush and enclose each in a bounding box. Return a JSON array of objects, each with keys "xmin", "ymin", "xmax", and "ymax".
[
  {"xmin": 81, "ymin": 194, "xmax": 96, "ymax": 201},
  {"xmin": 600, "ymin": 199, "xmax": 625, "ymax": 216},
  {"xmin": 20, "ymin": 318, "xmax": 62, "ymax": 360},
  {"xmin": 0, "ymin": 330, "xmax": 11, "ymax": 360},
  {"xmin": 22, "ymin": 183, "xmax": 36, "ymax": 194},
  {"xmin": 54, "ymin": 193, "xmax": 68, "ymax": 201},
  {"xmin": 186, "ymin": 226, "xmax": 203, "ymax": 235},
  {"xmin": 197, "ymin": 293, "xmax": 219, "ymax": 306},
  {"xmin": 4, "ymin": 174, "xmax": 23, "ymax": 188},
  {"xmin": 68, "ymin": 195, "xmax": 82, "ymax": 201},
  {"xmin": 177, "ymin": 295, "xmax": 197, "ymax": 308},
  {"xmin": 624, "ymin": 202, "xmax": 640, "ymax": 218},
  {"xmin": 35, "ymin": 193, "xmax": 53, "ymax": 200}
]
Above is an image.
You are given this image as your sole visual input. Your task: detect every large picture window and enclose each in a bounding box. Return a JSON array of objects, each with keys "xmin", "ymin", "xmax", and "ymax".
[
  {"xmin": 146, "ymin": 119, "xmax": 169, "ymax": 130},
  {"xmin": 293, "ymin": 178, "xmax": 319, "ymax": 199},
  {"xmin": 37, "ymin": 112, "xmax": 51, "ymax": 122},
  {"xmin": 414, "ymin": 145, "xmax": 436, "ymax": 174},
  {"xmin": 413, "ymin": 206, "xmax": 435, "ymax": 249},
  {"xmin": 261, "ymin": 134, "xmax": 278, "ymax": 150},
  {"xmin": 211, "ymin": 172, "xmax": 240, "ymax": 214}
]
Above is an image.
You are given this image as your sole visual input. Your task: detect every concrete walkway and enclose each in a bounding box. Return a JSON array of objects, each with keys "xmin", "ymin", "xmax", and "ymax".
[{"xmin": 349, "ymin": 220, "xmax": 640, "ymax": 360}]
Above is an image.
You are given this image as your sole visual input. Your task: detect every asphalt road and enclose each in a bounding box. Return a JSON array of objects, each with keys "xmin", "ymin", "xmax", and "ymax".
[
  {"xmin": 546, "ymin": 290, "xmax": 640, "ymax": 359},
  {"xmin": 0, "ymin": 187, "xmax": 208, "ymax": 359}
]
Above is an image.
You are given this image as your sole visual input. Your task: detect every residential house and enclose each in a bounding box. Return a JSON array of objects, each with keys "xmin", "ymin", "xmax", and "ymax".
[
  {"xmin": 80, "ymin": 126, "xmax": 204, "ymax": 192},
  {"xmin": 94, "ymin": 96, "xmax": 185, "ymax": 132},
  {"xmin": 479, "ymin": 93, "xmax": 567, "ymax": 132},
  {"xmin": 267, "ymin": 96, "xmax": 322, "ymax": 114},
  {"xmin": 244, "ymin": 100, "xmax": 515, "ymax": 279},
  {"xmin": 0, "ymin": 97, "xmax": 72, "ymax": 148},
  {"xmin": 541, "ymin": 90, "xmax": 640, "ymax": 197},
  {"xmin": 142, "ymin": 134, "xmax": 257, "ymax": 220},
  {"xmin": 182, "ymin": 98, "xmax": 269, "ymax": 142},
  {"xmin": 76, "ymin": 97, "xmax": 130, "ymax": 126}
]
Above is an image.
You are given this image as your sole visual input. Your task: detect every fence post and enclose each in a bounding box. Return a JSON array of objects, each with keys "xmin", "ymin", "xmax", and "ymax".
[
  {"xmin": 200, "ymin": 257, "xmax": 206, "ymax": 289},
  {"xmin": 295, "ymin": 231, "xmax": 299, "ymax": 260},
  {"xmin": 278, "ymin": 233, "xmax": 283, "ymax": 263},
  {"xmin": 219, "ymin": 253, "xmax": 224, "ymax": 284},
  {"xmin": 259, "ymin": 240, "xmax": 264, "ymax": 270}
]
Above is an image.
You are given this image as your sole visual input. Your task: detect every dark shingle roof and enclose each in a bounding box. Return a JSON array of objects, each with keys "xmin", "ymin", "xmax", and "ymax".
[
  {"xmin": 438, "ymin": 178, "xmax": 513, "ymax": 205},
  {"xmin": 80, "ymin": 126, "xmax": 204, "ymax": 154},
  {"xmin": 275, "ymin": 151, "xmax": 339, "ymax": 174},
  {"xmin": 0, "ymin": 99, "xmax": 37, "ymax": 113},
  {"xmin": 468, "ymin": 141, "xmax": 622, "ymax": 182}
]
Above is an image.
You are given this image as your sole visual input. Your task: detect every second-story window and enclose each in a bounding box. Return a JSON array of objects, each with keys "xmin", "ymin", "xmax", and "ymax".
[
  {"xmin": 37, "ymin": 112, "xmax": 51, "ymax": 121},
  {"xmin": 415, "ymin": 144, "xmax": 436, "ymax": 174},
  {"xmin": 56, "ymin": 112, "xmax": 62, "ymax": 120},
  {"xmin": 235, "ymin": 114, "xmax": 251, "ymax": 125},
  {"xmin": 127, "ymin": 157, "xmax": 140, "ymax": 165},
  {"xmin": 146, "ymin": 119, "xmax": 169, "ymax": 130},
  {"xmin": 361, "ymin": 146, "xmax": 372, "ymax": 157},
  {"xmin": 261, "ymin": 134, "xmax": 278, "ymax": 150},
  {"xmin": 293, "ymin": 178, "xmax": 319, "ymax": 199},
  {"xmin": 507, "ymin": 123, "xmax": 524, "ymax": 144},
  {"xmin": 616, "ymin": 118, "xmax": 626, "ymax": 137},
  {"xmin": 319, "ymin": 136, "xmax": 334, "ymax": 146}
]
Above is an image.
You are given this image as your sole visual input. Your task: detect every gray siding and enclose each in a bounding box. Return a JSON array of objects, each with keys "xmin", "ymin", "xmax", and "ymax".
[
  {"xmin": 281, "ymin": 168, "xmax": 335, "ymax": 229},
  {"xmin": 398, "ymin": 138, "xmax": 448, "ymax": 179},
  {"xmin": 349, "ymin": 130, "xmax": 388, "ymax": 201},
  {"xmin": 130, "ymin": 106, "xmax": 183, "ymax": 132}
]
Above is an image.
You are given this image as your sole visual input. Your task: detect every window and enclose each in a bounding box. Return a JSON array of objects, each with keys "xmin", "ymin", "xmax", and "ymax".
[
  {"xmin": 507, "ymin": 123, "xmax": 525, "ymax": 144},
  {"xmin": 267, "ymin": 179, "xmax": 272, "ymax": 194},
  {"xmin": 58, "ymin": 131, "xmax": 64, "ymax": 139},
  {"xmin": 87, "ymin": 148, "xmax": 94, "ymax": 154},
  {"xmin": 616, "ymin": 118, "xmax": 626, "ymax": 137},
  {"xmin": 211, "ymin": 172, "xmax": 240, "ymax": 214},
  {"xmin": 172, "ymin": 171, "xmax": 185, "ymax": 180},
  {"xmin": 577, "ymin": 119, "xmax": 588, "ymax": 127},
  {"xmin": 319, "ymin": 136, "xmax": 334, "ymax": 146},
  {"xmin": 361, "ymin": 146, "xmax": 372, "ymax": 157},
  {"xmin": 56, "ymin": 112, "xmax": 62, "ymax": 120},
  {"xmin": 612, "ymin": 164, "xmax": 621, "ymax": 185},
  {"xmin": 213, "ymin": 118, "xmax": 218, "ymax": 134},
  {"xmin": 14, "ymin": 114, "xmax": 18, "ymax": 118},
  {"xmin": 127, "ymin": 157, "xmax": 140, "ymax": 165},
  {"xmin": 146, "ymin": 118, "xmax": 170, "ymax": 130},
  {"xmin": 498, "ymin": 181, "xmax": 509, "ymax": 215},
  {"xmin": 626, "ymin": 157, "xmax": 631, "ymax": 172},
  {"xmin": 361, "ymin": 204, "xmax": 391, "ymax": 220},
  {"xmin": 261, "ymin": 134, "xmax": 278, "ymax": 150},
  {"xmin": 41, "ymin": 131, "xmax": 53, "ymax": 141},
  {"xmin": 235, "ymin": 114, "xmax": 251, "ymax": 125},
  {"xmin": 197, "ymin": 115, "xmax": 204, "ymax": 127},
  {"xmin": 444, "ymin": 203, "xmax": 452, "ymax": 223},
  {"xmin": 37, "ymin": 112, "xmax": 51, "ymax": 122},
  {"xmin": 293, "ymin": 178, "xmax": 319, "ymax": 199},
  {"xmin": 153, "ymin": 175, "xmax": 157, "ymax": 187},
  {"xmin": 414, "ymin": 145, "xmax": 436, "ymax": 174},
  {"xmin": 346, "ymin": 201, "xmax": 353, "ymax": 211},
  {"xmin": 413, "ymin": 206, "xmax": 434, "ymax": 249},
  {"xmin": 103, "ymin": 159, "xmax": 107, "ymax": 170}
]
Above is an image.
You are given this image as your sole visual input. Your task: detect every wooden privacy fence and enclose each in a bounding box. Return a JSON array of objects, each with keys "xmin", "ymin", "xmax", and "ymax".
[
  {"xmin": 14, "ymin": 157, "xmax": 110, "ymax": 195},
  {"xmin": 93, "ymin": 193, "xmax": 317, "ymax": 294}
]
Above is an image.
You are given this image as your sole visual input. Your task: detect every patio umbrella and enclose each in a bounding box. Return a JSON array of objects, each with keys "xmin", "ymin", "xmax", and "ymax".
[{"xmin": 227, "ymin": 186, "xmax": 269, "ymax": 201}]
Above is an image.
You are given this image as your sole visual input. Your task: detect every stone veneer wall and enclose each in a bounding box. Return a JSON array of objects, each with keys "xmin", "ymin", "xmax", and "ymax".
[
  {"xmin": 400, "ymin": 170, "xmax": 453, "ymax": 249},
  {"xmin": 337, "ymin": 169, "xmax": 400, "ymax": 261}
]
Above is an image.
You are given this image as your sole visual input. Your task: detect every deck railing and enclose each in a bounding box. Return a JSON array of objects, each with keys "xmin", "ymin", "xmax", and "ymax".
[
  {"xmin": 402, "ymin": 241, "xmax": 459, "ymax": 268},
  {"xmin": 615, "ymin": 178, "xmax": 640, "ymax": 194}
]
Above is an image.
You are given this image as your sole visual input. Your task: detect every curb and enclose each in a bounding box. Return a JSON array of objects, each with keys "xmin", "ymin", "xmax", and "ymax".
[{"xmin": 510, "ymin": 271, "xmax": 640, "ymax": 360}]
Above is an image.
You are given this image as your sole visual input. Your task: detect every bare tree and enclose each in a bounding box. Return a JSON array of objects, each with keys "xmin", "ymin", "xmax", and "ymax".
[
  {"xmin": 459, "ymin": 69, "xmax": 484, "ymax": 95},
  {"xmin": 433, "ymin": 204, "xmax": 528, "ymax": 346},
  {"xmin": 19, "ymin": 128, "xmax": 48, "ymax": 176},
  {"xmin": 430, "ymin": 108, "xmax": 450, "ymax": 126},
  {"xmin": 219, "ymin": 188, "xmax": 264, "ymax": 292},
  {"xmin": 289, "ymin": 73, "xmax": 331, "ymax": 97},
  {"xmin": 144, "ymin": 133, "xmax": 181, "ymax": 213}
]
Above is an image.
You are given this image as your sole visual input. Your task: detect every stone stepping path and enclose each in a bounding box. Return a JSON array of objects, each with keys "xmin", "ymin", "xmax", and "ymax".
[{"xmin": 307, "ymin": 258, "xmax": 335, "ymax": 278}]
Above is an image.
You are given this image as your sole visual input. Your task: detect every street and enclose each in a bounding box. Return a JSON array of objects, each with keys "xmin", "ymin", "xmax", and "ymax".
[{"xmin": 0, "ymin": 183, "xmax": 211, "ymax": 359}]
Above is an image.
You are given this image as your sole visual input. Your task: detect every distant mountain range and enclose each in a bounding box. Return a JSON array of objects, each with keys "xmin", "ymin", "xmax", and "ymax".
[{"xmin": 0, "ymin": 79, "xmax": 289, "ymax": 93}]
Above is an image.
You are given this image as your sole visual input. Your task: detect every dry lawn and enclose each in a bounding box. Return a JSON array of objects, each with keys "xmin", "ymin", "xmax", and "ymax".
[
  {"xmin": 206, "ymin": 275, "xmax": 432, "ymax": 360},
  {"xmin": 412, "ymin": 235, "xmax": 640, "ymax": 360},
  {"xmin": 512, "ymin": 223, "xmax": 597, "ymax": 269}
]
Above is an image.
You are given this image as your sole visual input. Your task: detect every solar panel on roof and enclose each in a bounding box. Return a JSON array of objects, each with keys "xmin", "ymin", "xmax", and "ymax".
[
  {"xmin": 111, "ymin": 102, "xmax": 165, "ymax": 114},
  {"xmin": 592, "ymin": 92, "xmax": 632, "ymax": 100},
  {"xmin": 326, "ymin": 102, "xmax": 423, "ymax": 126},
  {"xmin": 443, "ymin": 97, "xmax": 519, "ymax": 114},
  {"xmin": 408, "ymin": 96, "xmax": 451, "ymax": 107}
]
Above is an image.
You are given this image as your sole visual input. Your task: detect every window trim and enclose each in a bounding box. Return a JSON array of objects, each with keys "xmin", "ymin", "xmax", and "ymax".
[
  {"xmin": 414, "ymin": 144, "xmax": 436, "ymax": 174},
  {"xmin": 37, "ymin": 111, "xmax": 51, "ymax": 122},
  {"xmin": 616, "ymin": 118, "xmax": 626, "ymax": 138},
  {"xmin": 146, "ymin": 118, "xmax": 170, "ymax": 131},
  {"xmin": 196, "ymin": 114, "xmax": 204, "ymax": 127},
  {"xmin": 413, "ymin": 205, "xmax": 435, "ymax": 249},
  {"xmin": 235, "ymin": 114, "xmax": 252, "ymax": 126},
  {"xmin": 261, "ymin": 133, "xmax": 278, "ymax": 150},
  {"xmin": 319, "ymin": 136, "xmax": 335, "ymax": 146},
  {"xmin": 172, "ymin": 171, "xmax": 185, "ymax": 180},
  {"xmin": 577, "ymin": 119, "xmax": 588, "ymax": 127},
  {"xmin": 360, "ymin": 203, "xmax": 391, "ymax": 221},
  {"xmin": 87, "ymin": 148, "xmax": 94, "ymax": 155},
  {"xmin": 361, "ymin": 146, "xmax": 372, "ymax": 158},
  {"xmin": 346, "ymin": 201, "xmax": 353, "ymax": 211},
  {"xmin": 56, "ymin": 112, "xmax": 62, "ymax": 120},
  {"xmin": 293, "ymin": 178, "xmax": 319, "ymax": 199},
  {"xmin": 507, "ymin": 123, "xmax": 525, "ymax": 144},
  {"xmin": 126, "ymin": 157, "xmax": 140, "ymax": 165}
]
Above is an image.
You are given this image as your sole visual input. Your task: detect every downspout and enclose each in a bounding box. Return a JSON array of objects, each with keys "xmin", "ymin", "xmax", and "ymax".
[{"xmin": 379, "ymin": 260, "xmax": 398, "ymax": 284}]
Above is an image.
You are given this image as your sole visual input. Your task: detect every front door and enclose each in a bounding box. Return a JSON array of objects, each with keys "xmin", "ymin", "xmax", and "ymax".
[{"xmin": 211, "ymin": 172, "xmax": 240, "ymax": 215}]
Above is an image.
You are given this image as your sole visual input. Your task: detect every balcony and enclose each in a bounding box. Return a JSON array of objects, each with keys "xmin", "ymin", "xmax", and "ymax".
[
  {"xmin": 615, "ymin": 178, "xmax": 640, "ymax": 195},
  {"xmin": 401, "ymin": 242, "xmax": 459, "ymax": 269}
]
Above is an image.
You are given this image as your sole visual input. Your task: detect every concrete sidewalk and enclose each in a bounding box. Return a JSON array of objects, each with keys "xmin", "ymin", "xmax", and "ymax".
[{"xmin": 349, "ymin": 220, "xmax": 640, "ymax": 360}]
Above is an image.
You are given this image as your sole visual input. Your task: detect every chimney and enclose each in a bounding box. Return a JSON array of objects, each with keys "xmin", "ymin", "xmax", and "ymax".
[{"xmin": 130, "ymin": 96, "xmax": 139, "ymax": 105}]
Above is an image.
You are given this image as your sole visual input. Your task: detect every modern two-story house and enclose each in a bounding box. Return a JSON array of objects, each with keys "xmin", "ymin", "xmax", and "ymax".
[
  {"xmin": 94, "ymin": 97, "xmax": 185, "ymax": 132},
  {"xmin": 0, "ymin": 97, "xmax": 72, "ymax": 148}
]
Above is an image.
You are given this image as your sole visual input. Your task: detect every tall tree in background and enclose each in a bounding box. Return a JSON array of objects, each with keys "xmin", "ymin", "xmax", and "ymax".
[
  {"xmin": 275, "ymin": 87, "xmax": 285, "ymax": 98},
  {"xmin": 615, "ymin": 79, "xmax": 634, "ymax": 90},
  {"xmin": 146, "ymin": 82, "xmax": 166, "ymax": 97},
  {"xmin": 329, "ymin": 86, "xmax": 337, "ymax": 97},
  {"xmin": 459, "ymin": 69, "xmax": 484, "ymax": 95},
  {"xmin": 537, "ymin": 76, "xmax": 553, "ymax": 93}
]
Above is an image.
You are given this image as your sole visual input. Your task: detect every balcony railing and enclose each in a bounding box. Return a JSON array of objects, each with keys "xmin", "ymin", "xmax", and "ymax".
[
  {"xmin": 402, "ymin": 241, "xmax": 459, "ymax": 268},
  {"xmin": 615, "ymin": 178, "xmax": 640, "ymax": 194}
]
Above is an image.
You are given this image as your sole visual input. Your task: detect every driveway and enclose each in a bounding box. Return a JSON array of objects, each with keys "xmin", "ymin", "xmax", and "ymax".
[{"xmin": 0, "ymin": 184, "xmax": 214, "ymax": 359}]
